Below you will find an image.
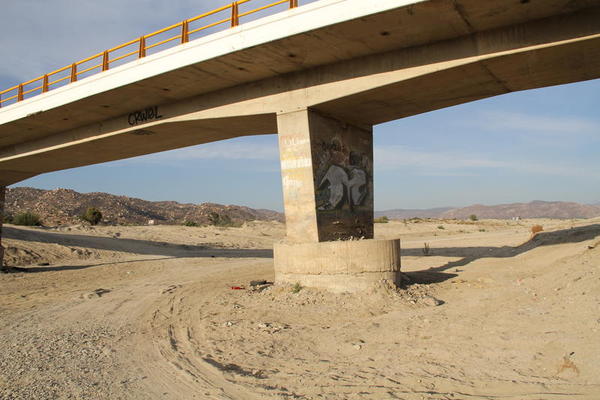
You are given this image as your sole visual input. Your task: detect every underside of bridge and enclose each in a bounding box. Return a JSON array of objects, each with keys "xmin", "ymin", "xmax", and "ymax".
[{"xmin": 1, "ymin": 0, "xmax": 600, "ymax": 288}]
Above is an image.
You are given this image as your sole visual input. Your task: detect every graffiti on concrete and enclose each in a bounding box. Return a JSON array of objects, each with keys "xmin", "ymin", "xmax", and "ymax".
[
  {"xmin": 315, "ymin": 136, "xmax": 371, "ymax": 211},
  {"xmin": 318, "ymin": 165, "xmax": 367, "ymax": 210},
  {"xmin": 128, "ymin": 106, "xmax": 163, "ymax": 126}
]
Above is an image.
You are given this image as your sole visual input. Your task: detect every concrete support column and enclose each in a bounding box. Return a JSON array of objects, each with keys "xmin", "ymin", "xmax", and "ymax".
[
  {"xmin": 277, "ymin": 108, "xmax": 374, "ymax": 242},
  {"xmin": 275, "ymin": 109, "xmax": 400, "ymax": 292},
  {"xmin": 0, "ymin": 187, "xmax": 5, "ymax": 272}
]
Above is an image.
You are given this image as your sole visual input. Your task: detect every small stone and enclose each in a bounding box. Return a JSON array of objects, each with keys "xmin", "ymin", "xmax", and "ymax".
[
  {"xmin": 251, "ymin": 369, "xmax": 264, "ymax": 378},
  {"xmin": 353, "ymin": 344, "xmax": 362, "ymax": 350},
  {"xmin": 423, "ymin": 296, "xmax": 443, "ymax": 307}
]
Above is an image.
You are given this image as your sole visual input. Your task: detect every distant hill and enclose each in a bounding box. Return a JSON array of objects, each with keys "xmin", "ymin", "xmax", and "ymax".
[
  {"xmin": 376, "ymin": 201, "xmax": 600, "ymax": 220},
  {"xmin": 375, "ymin": 207, "xmax": 454, "ymax": 219},
  {"xmin": 442, "ymin": 201, "xmax": 600, "ymax": 219},
  {"xmin": 4, "ymin": 187, "xmax": 283, "ymax": 226}
]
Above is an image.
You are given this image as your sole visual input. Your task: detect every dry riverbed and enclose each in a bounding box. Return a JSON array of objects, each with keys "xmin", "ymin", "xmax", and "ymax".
[{"xmin": 1, "ymin": 218, "xmax": 599, "ymax": 399}]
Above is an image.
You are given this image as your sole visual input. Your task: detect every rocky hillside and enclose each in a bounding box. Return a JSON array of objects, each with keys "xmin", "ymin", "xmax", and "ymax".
[
  {"xmin": 377, "ymin": 201, "xmax": 600, "ymax": 220},
  {"xmin": 3, "ymin": 187, "xmax": 283, "ymax": 226}
]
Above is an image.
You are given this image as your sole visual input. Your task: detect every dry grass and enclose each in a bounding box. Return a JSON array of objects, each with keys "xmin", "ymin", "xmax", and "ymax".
[{"xmin": 531, "ymin": 224, "xmax": 544, "ymax": 239}]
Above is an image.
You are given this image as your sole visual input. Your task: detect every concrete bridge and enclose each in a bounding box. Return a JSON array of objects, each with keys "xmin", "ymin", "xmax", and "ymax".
[{"xmin": 1, "ymin": 0, "xmax": 600, "ymax": 290}]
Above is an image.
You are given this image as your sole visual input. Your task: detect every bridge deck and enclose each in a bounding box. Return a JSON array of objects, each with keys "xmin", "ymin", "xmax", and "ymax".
[{"xmin": 1, "ymin": 0, "xmax": 599, "ymax": 186}]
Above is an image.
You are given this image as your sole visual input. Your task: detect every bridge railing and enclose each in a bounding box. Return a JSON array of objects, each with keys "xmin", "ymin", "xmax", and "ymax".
[{"xmin": 0, "ymin": 0, "xmax": 301, "ymax": 108}]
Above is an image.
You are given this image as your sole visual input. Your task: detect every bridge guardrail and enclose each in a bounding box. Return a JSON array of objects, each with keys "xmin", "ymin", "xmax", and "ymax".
[{"xmin": 0, "ymin": 0, "xmax": 300, "ymax": 108}]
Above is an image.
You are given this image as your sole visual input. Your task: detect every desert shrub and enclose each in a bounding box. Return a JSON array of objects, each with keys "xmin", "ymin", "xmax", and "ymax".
[
  {"xmin": 469, "ymin": 214, "xmax": 478, "ymax": 221},
  {"xmin": 422, "ymin": 242, "xmax": 431, "ymax": 256},
  {"xmin": 80, "ymin": 207, "xmax": 102, "ymax": 225},
  {"xmin": 208, "ymin": 212, "xmax": 240, "ymax": 227},
  {"xmin": 12, "ymin": 212, "xmax": 41, "ymax": 226},
  {"xmin": 1, "ymin": 213, "xmax": 12, "ymax": 224},
  {"xmin": 183, "ymin": 220, "xmax": 198, "ymax": 227},
  {"xmin": 531, "ymin": 225, "xmax": 543, "ymax": 238},
  {"xmin": 374, "ymin": 216, "xmax": 389, "ymax": 223},
  {"xmin": 437, "ymin": 225, "xmax": 445, "ymax": 230},
  {"xmin": 291, "ymin": 282, "xmax": 303, "ymax": 293}
]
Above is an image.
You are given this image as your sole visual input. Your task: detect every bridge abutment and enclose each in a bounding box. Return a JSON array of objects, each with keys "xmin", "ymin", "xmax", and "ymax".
[{"xmin": 275, "ymin": 109, "xmax": 400, "ymax": 292}]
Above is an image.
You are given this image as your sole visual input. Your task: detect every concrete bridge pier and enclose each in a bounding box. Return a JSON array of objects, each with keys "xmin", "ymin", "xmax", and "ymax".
[
  {"xmin": 0, "ymin": 187, "xmax": 5, "ymax": 272},
  {"xmin": 274, "ymin": 108, "xmax": 400, "ymax": 292}
]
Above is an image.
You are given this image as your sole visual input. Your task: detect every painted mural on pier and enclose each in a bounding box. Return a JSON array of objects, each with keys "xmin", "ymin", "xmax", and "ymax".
[
  {"xmin": 310, "ymin": 113, "xmax": 374, "ymax": 241},
  {"xmin": 315, "ymin": 136, "xmax": 370, "ymax": 211}
]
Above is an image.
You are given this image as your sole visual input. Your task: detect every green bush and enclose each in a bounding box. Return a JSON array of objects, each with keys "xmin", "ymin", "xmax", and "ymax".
[
  {"xmin": 183, "ymin": 220, "xmax": 198, "ymax": 227},
  {"xmin": 208, "ymin": 212, "xmax": 240, "ymax": 227},
  {"xmin": 374, "ymin": 216, "xmax": 389, "ymax": 223},
  {"xmin": 437, "ymin": 225, "xmax": 445, "ymax": 230},
  {"xmin": 12, "ymin": 212, "xmax": 41, "ymax": 226},
  {"xmin": 291, "ymin": 282, "xmax": 303, "ymax": 293},
  {"xmin": 1, "ymin": 213, "xmax": 12, "ymax": 224},
  {"xmin": 80, "ymin": 207, "xmax": 102, "ymax": 225},
  {"xmin": 469, "ymin": 214, "xmax": 478, "ymax": 221}
]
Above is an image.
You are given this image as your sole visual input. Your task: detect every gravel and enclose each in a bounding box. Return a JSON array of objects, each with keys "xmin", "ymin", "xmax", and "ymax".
[{"xmin": 0, "ymin": 321, "xmax": 134, "ymax": 400}]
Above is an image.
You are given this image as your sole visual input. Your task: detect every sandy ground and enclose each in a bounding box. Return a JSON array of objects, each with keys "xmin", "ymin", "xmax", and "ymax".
[{"xmin": 1, "ymin": 218, "xmax": 599, "ymax": 399}]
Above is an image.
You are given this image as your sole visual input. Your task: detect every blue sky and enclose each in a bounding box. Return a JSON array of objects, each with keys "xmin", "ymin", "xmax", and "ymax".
[{"xmin": 1, "ymin": 1, "xmax": 599, "ymax": 211}]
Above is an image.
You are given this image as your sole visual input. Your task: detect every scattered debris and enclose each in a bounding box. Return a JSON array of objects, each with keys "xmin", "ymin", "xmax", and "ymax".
[
  {"xmin": 160, "ymin": 285, "xmax": 181, "ymax": 295},
  {"xmin": 249, "ymin": 281, "xmax": 272, "ymax": 293},
  {"xmin": 557, "ymin": 352, "xmax": 580, "ymax": 376},
  {"xmin": 256, "ymin": 322, "xmax": 289, "ymax": 334},
  {"xmin": 231, "ymin": 286, "xmax": 245, "ymax": 290},
  {"xmin": 83, "ymin": 288, "xmax": 111, "ymax": 299},
  {"xmin": 250, "ymin": 280, "xmax": 268, "ymax": 287}
]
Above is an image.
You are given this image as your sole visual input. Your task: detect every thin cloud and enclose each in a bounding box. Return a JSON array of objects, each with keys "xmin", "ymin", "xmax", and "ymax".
[
  {"xmin": 126, "ymin": 142, "xmax": 596, "ymax": 178},
  {"xmin": 128, "ymin": 141, "xmax": 279, "ymax": 164},
  {"xmin": 467, "ymin": 111, "xmax": 600, "ymax": 136},
  {"xmin": 374, "ymin": 145, "xmax": 596, "ymax": 177}
]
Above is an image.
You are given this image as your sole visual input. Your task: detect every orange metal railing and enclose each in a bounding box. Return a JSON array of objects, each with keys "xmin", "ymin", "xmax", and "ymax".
[{"xmin": 0, "ymin": 0, "xmax": 300, "ymax": 108}]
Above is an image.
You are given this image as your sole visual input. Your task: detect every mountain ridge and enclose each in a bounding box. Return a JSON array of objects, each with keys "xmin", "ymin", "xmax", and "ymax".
[
  {"xmin": 376, "ymin": 200, "xmax": 600, "ymax": 220},
  {"xmin": 5, "ymin": 187, "xmax": 599, "ymax": 225}
]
